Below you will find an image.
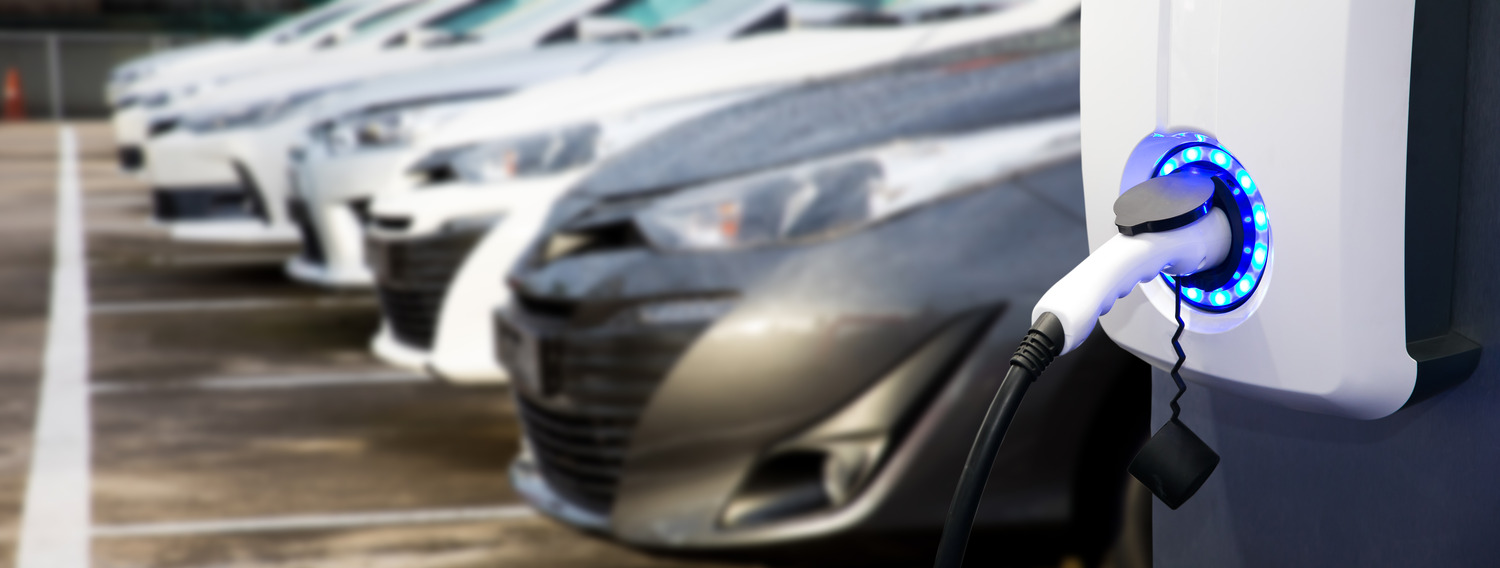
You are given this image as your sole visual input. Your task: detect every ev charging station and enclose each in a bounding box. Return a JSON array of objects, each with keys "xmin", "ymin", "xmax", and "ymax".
[
  {"xmin": 1077, "ymin": 0, "xmax": 1479, "ymax": 420},
  {"xmin": 940, "ymin": 1, "xmax": 1482, "ymax": 564}
]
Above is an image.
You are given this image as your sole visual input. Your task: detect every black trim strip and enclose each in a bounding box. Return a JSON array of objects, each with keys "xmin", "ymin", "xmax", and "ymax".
[{"xmin": 1403, "ymin": 0, "xmax": 1480, "ymax": 407}]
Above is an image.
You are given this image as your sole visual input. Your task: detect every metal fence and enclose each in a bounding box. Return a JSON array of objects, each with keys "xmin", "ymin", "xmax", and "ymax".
[{"xmin": 0, "ymin": 31, "xmax": 211, "ymax": 119}]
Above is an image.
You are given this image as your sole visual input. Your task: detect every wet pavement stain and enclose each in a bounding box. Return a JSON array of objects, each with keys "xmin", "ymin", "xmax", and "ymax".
[{"xmin": 90, "ymin": 306, "xmax": 382, "ymax": 383}]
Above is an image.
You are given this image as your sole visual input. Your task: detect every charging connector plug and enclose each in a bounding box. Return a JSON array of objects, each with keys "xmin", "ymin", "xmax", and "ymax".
[{"xmin": 1034, "ymin": 171, "xmax": 1233, "ymax": 355}]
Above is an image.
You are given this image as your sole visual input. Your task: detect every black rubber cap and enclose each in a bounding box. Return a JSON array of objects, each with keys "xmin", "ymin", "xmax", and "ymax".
[
  {"xmin": 1128, "ymin": 418, "xmax": 1220, "ymax": 510},
  {"xmin": 1114, "ymin": 170, "xmax": 1217, "ymax": 236}
]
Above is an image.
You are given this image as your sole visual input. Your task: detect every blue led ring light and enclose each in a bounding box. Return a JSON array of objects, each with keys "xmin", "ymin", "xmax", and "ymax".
[{"xmin": 1150, "ymin": 133, "xmax": 1269, "ymax": 312}]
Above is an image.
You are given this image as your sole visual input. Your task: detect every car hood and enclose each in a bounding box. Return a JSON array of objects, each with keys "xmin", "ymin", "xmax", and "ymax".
[
  {"xmin": 121, "ymin": 42, "xmax": 283, "ymax": 98},
  {"xmin": 169, "ymin": 31, "xmax": 572, "ymax": 121},
  {"xmin": 308, "ymin": 34, "xmax": 708, "ymax": 124},
  {"xmin": 570, "ymin": 39, "xmax": 1081, "ymax": 205},
  {"xmin": 415, "ymin": 0, "xmax": 1079, "ymax": 151},
  {"xmin": 117, "ymin": 39, "xmax": 240, "ymax": 75}
]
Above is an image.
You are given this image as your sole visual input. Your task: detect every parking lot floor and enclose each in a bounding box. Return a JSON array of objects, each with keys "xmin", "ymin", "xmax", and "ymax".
[{"xmin": 2, "ymin": 122, "xmax": 761, "ymax": 567}]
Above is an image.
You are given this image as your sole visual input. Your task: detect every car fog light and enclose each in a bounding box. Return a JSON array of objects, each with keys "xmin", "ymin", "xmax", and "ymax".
[{"xmin": 821, "ymin": 439, "xmax": 886, "ymax": 506}]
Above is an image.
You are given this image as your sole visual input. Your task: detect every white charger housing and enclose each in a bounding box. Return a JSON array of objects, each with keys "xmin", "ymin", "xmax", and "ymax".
[{"xmin": 1080, "ymin": 0, "xmax": 1479, "ymax": 419}]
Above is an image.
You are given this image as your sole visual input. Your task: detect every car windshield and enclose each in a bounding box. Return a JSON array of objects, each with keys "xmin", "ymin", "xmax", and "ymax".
[
  {"xmin": 653, "ymin": 0, "xmax": 775, "ymax": 34},
  {"xmin": 348, "ymin": 0, "xmax": 429, "ymax": 40},
  {"xmin": 815, "ymin": 0, "xmax": 984, "ymax": 9},
  {"xmin": 800, "ymin": 0, "xmax": 1006, "ymax": 25},
  {"xmin": 601, "ymin": 0, "xmax": 711, "ymax": 30},
  {"xmin": 251, "ymin": 1, "xmax": 361, "ymax": 43},
  {"xmin": 424, "ymin": 0, "xmax": 543, "ymax": 36},
  {"xmin": 818, "ymin": 0, "xmax": 900, "ymax": 8}
]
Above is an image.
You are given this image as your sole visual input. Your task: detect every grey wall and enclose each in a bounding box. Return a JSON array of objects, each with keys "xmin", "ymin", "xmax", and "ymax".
[{"xmin": 1151, "ymin": 2, "xmax": 1500, "ymax": 566}]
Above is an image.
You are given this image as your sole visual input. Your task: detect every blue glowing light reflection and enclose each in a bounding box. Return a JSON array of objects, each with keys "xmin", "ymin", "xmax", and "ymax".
[
  {"xmin": 1237, "ymin": 170, "xmax": 1256, "ymax": 195},
  {"xmin": 1149, "ymin": 134, "xmax": 1271, "ymax": 313}
]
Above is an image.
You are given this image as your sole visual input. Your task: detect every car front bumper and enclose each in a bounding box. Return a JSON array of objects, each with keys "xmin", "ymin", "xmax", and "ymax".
[
  {"xmin": 496, "ymin": 159, "xmax": 1142, "ymax": 550},
  {"xmin": 361, "ymin": 177, "xmax": 581, "ymax": 384},
  {"xmin": 284, "ymin": 252, "xmax": 374, "ymax": 288},
  {"xmin": 112, "ymin": 107, "xmax": 149, "ymax": 173},
  {"xmin": 285, "ymin": 146, "xmax": 420, "ymax": 288},
  {"xmin": 144, "ymin": 128, "xmax": 236, "ymax": 189},
  {"xmin": 143, "ymin": 129, "xmax": 268, "ymax": 232}
]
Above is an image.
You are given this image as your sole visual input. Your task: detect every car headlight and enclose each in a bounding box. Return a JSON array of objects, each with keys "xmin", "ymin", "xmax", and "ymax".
[
  {"xmin": 410, "ymin": 123, "xmax": 601, "ymax": 185},
  {"xmin": 112, "ymin": 66, "xmax": 151, "ymax": 86},
  {"xmin": 314, "ymin": 108, "xmax": 432, "ymax": 154},
  {"xmin": 140, "ymin": 91, "xmax": 171, "ymax": 109},
  {"xmin": 634, "ymin": 160, "xmax": 887, "ymax": 251},
  {"xmin": 183, "ymin": 90, "xmax": 326, "ymax": 134},
  {"xmin": 633, "ymin": 117, "xmax": 1084, "ymax": 251},
  {"xmin": 313, "ymin": 92, "xmax": 512, "ymax": 155},
  {"xmin": 148, "ymin": 116, "xmax": 181, "ymax": 138}
]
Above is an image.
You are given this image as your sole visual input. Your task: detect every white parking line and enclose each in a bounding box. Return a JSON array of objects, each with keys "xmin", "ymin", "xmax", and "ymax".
[
  {"xmin": 16, "ymin": 126, "xmax": 91, "ymax": 567},
  {"xmin": 91, "ymin": 295, "xmax": 377, "ymax": 315},
  {"xmin": 92, "ymin": 370, "xmax": 431, "ymax": 394},
  {"xmin": 93, "ymin": 505, "xmax": 539, "ymax": 539}
]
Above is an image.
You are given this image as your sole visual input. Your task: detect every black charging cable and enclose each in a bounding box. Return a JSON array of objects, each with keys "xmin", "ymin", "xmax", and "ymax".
[
  {"xmin": 1168, "ymin": 278, "xmax": 1187, "ymax": 420},
  {"xmin": 934, "ymin": 312, "xmax": 1064, "ymax": 568},
  {"xmin": 936, "ymin": 169, "xmax": 1232, "ymax": 566}
]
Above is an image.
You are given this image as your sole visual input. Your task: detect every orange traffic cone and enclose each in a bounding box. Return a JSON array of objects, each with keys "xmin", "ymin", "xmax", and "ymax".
[{"xmin": 3, "ymin": 68, "xmax": 25, "ymax": 121}]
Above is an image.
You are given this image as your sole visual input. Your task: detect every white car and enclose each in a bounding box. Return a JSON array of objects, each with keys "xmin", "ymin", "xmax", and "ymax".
[
  {"xmin": 106, "ymin": 0, "xmax": 376, "ymax": 104},
  {"xmin": 344, "ymin": 0, "xmax": 1081, "ymax": 384},
  {"xmin": 288, "ymin": 0, "xmax": 795, "ymax": 287},
  {"xmin": 140, "ymin": 0, "xmax": 621, "ymax": 244},
  {"xmin": 110, "ymin": 0, "xmax": 417, "ymax": 173}
]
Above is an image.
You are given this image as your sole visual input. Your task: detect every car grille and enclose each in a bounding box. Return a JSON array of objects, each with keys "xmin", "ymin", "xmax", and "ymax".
[
  {"xmin": 500, "ymin": 307, "xmax": 709, "ymax": 514},
  {"xmin": 286, "ymin": 197, "xmax": 324, "ymax": 264},
  {"xmin": 371, "ymin": 230, "xmax": 485, "ymax": 350}
]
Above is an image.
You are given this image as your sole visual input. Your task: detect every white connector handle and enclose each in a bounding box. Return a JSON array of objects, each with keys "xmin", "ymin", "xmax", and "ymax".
[{"xmin": 1033, "ymin": 208, "xmax": 1232, "ymax": 355}]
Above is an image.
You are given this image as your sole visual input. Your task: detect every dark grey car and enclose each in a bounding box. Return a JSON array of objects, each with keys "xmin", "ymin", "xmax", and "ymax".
[{"xmin": 485, "ymin": 21, "xmax": 1147, "ymax": 564}]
